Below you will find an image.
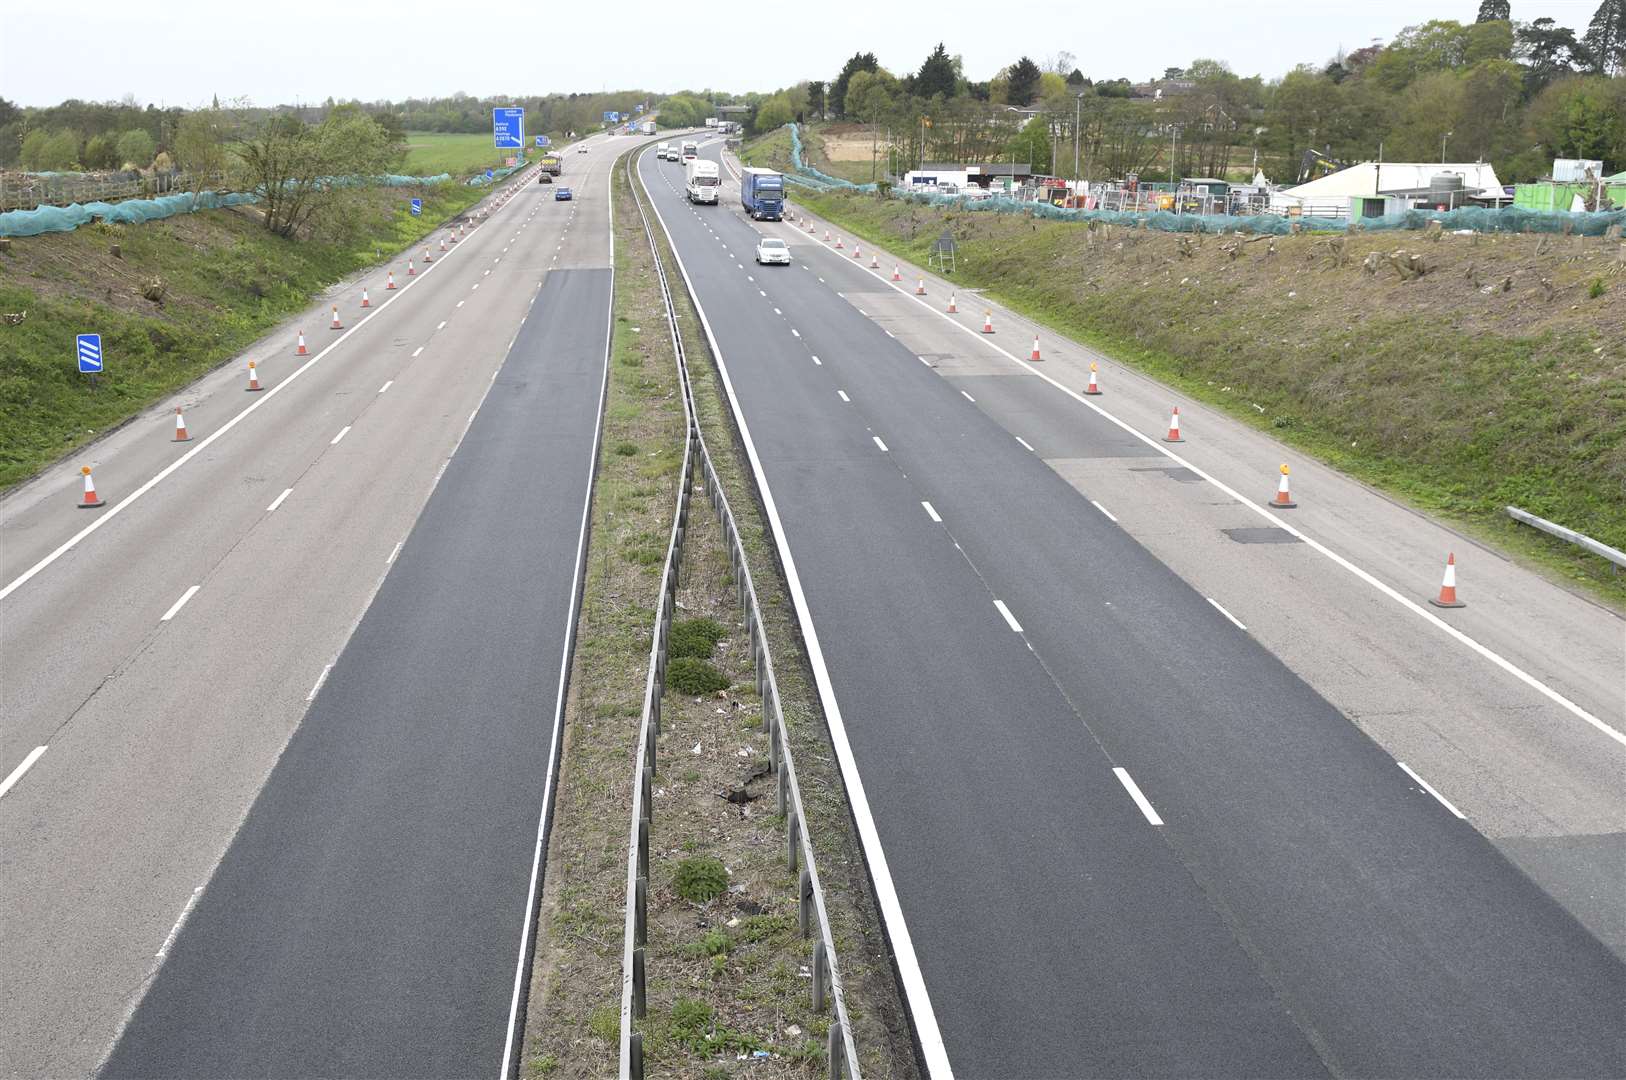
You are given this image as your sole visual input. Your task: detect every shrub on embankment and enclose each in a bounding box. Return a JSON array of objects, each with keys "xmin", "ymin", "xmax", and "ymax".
[
  {"xmin": 793, "ymin": 188, "xmax": 1626, "ymax": 602},
  {"xmin": 0, "ymin": 182, "xmax": 484, "ymax": 488}
]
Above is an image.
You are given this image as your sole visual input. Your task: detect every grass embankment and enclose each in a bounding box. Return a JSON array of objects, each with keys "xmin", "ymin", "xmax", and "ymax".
[
  {"xmin": 785, "ymin": 186, "xmax": 1626, "ymax": 605},
  {"xmin": 402, "ymin": 131, "xmax": 535, "ymax": 178},
  {"xmin": 0, "ymin": 182, "xmax": 485, "ymax": 489}
]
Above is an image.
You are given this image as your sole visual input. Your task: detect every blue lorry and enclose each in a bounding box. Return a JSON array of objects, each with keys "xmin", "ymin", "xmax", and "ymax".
[{"xmin": 740, "ymin": 167, "xmax": 785, "ymax": 221}]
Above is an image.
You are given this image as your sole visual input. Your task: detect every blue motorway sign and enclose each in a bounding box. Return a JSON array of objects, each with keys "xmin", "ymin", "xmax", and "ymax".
[
  {"xmin": 485, "ymin": 169, "xmax": 494, "ymax": 180},
  {"xmin": 536, "ymin": 135, "xmax": 550, "ymax": 148},
  {"xmin": 493, "ymin": 107, "xmax": 525, "ymax": 149},
  {"xmin": 76, "ymin": 333, "xmax": 103, "ymax": 373},
  {"xmin": 603, "ymin": 111, "xmax": 620, "ymax": 123},
  {"xmin": 410, "ymin": 198, "xmax": 422, "ymax": 216}
]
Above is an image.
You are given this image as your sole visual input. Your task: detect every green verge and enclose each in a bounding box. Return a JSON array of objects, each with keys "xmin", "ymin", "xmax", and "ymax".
[
  {"xmin": 782, "ymin": 185, "xmax": 1626, "ymax": 607},
  {"xmin": 0, "ymin": 181, "xmax": 486, "ymax": 489}
]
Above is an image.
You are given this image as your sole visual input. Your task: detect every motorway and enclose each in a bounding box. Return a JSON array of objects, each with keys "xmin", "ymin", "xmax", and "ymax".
[
  {"xmin": 0, "ymin": 135, "xmax": 621, "ymax": 1078},
  {"xmin": 640, "ymin": 141, "xmax": 1626, "ymax": 1077}
]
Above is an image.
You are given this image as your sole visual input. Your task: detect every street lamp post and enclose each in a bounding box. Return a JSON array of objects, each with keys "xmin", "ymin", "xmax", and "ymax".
[
  {"xmin": 1441, "ymin": 130, "xmax": 1453, "ymax": 164},
  {"xmin": 1074, "ymin": 93, "xmax": 1084, "ymax": 183}
]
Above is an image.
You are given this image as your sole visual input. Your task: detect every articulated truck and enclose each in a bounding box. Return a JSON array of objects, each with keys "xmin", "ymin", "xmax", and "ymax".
[
  {"xmin": 641, "ymin": 120, "xmax": 657, "ymax": 136},
  {"xmin": 740, "ymin": 167, "xmax": 785, "ymax": 221},
  {"xmin": 539, "ymin": 153, "xmax": 562, "ymax": 176},
  {"xmin": 685, "ymin": 159, "xmax": 720, "ymax": 204}
]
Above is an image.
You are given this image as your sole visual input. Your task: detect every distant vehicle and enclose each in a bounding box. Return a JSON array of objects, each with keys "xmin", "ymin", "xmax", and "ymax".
[
  {"xmin": 540, "ymin": 153, "xmax": 562, "ymax": 176},
  {"xmin": 705, "ymin": 117, "xmax": 719, "ymax": 128},
  {"xmin": 577, "ymin": 144, "xmax": 589, "ymax": 154},
  {"xmin": 685, "ymin": 159, "xmax": 720, "ymax": 204},
  {"xmin": 657, "ymin": 142, "xmax": 671, "ymax": 160},
  {"xmin": 754, "ymin": 237, "xmax": 790, "ymax": 265},
  {"xmin": 740, "ymin": 167, "xmax": 785, "ymax": 221},
  {"xmin": 555, "ymin": 187, "xmax": 573, "ymax": 201},
  {"xmin": 641, "ymin": 120, "xmax": 657, "ymax": 136},
  {"xmin": 538, "ymin": 172, "xmax": 552, "ymax": 184},
  {"xmin": 681, "ymin": 141, "xmax": 699, "ymax": 163}
]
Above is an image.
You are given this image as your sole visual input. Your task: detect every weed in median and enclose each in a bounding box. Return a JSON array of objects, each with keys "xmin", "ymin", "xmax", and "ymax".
[
  {"xmin": 613, "ymin": 441, "xmax": 639, "ymax": 456},
  {"xmin": 666, "ymin": 656, "xmax": 730, "ymax": 695},
  {"xmin": 682, "ymin": 928, "xmax": 733, "ymax": 958},
  {"xmin": 669, "ymin": 616, "xmax": 725, "ymax": 659},
  {"xmin": 672, "ymin": 855, "xmax": 730, "ymax": 903}
]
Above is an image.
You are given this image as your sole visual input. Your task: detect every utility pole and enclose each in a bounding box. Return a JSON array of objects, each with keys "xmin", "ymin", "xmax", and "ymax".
[
  {"xmin": 1073, "ymin": 93, "xmax": 1083, "ymax": 183},
  {"xmin": 1441, "ymin": 130, "xmax": 1452, "ymax": 164}
]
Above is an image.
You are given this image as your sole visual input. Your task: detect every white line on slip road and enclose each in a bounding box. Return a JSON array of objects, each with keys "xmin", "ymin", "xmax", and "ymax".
[
  {"xmin": 457, "ymin": 300, "xmax": 465, "ymax": 308},
  {"xmin": 919, "ymin": 357, "xmax": 931, "ymax": 367},
  {"xmin": 1114, "ymin": 768, "xmax": 1164, "ymax": 825},
  {"xmin": 992, "ymin": 599, "xmax": 1023, "ymax": 633},
  {"xmin": 0, "ymin": 746, "xmax": 48, "ymax": 800},
  {"xmin": 859, "ymin": 309, "xmax": 868, "ymax": 316},
  {"xmin": 791, "ymin": 329, "xmax": 801, "ymax": 338},
  {"xmin": 872, "ymin": 436, "xmax": 889, "ymax": 452},
  {"xmin": 437, "ymin": 320, "xmax": 447, "ymax": 330},
  {"xmin": 1015, "ymin": 437, "xmax": 1035, "ymax": 453},
  {"xmin": 377, "ymin": 380, "xmax": 393, "ymax": 395},
  {"xmin": 1091, "ymin": 500, "xmax": 1118, "ymax": 523},
  {"xmin": 307, "ymin": 663, "xmax": 333, "ymax": 702},
  {"xmin": 818, "ymin": 277, "xmax": 825, "ymax": 284},
  {"xmin": 758, "ymin": 289, "xmax": 766, "ymax": 297},
  {"xmin": 773, "ymin": 307, "xmax": 782, "ymax": 315},
  {"xmin": 922, "ymin": 501, "xmax": 942, "ymax": 523},
  {"xmin": 411, "ymin": 346, "xmax": 424, "ymax": 358},
  {"xmin": 1207, "ymin": 598, "xmax": 1248, "ymax": 631},
  {"xmin": 160, "ymin": 585, "xmax": 201, "ymax": 622},
  {"xmin": 811, "ymin": 355, "xmax": 821, "ymax": 366},
  {"xmin": 155, "ymin": 886, "xmax": 204, "ymax": 958},
  {"xmin": 387, "ymin": 541, "xmax": 403, "ymax": 565},
  {"xmin": 473, "ymin": 282, "xmax": 481, "ymax": 289},
  {"xmin": 961, "ymin": 390, "xmax": 976, "ymax": 402},
  {"xmin": 837, "ymin": 390, "xmax": 850, "ymax": 402},
  {"xmin": 330, "ymin": 426, "xmax": 351, "ymax": 446},
  {"xmin": 266, "ymin": 487, "xmax": 293, "ymax": 513},
  {"xmin": 1399, "ymin": 762, "xmax": 1466, "ymax": 818}
]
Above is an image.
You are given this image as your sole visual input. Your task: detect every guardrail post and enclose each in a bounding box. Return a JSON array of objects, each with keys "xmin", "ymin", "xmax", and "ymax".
[
  {"xmin": 635, "ymin": 874, "xmax": 648, "ymax": 947},
  {"xmin": 768, "ymin": 714, "xmax": 780, "ymax": 774},
  {"xmin": 641, "ymin": 765, "xmax": 653, "ymax": 816},
  {"xmin": 776, "ymin": 754, "xmax": 787, "ymax": 815},
  {"xmin": 798, "ymin": 868, "xmax": 813, "ymax": 938},
  {"xmin": 632, "ymin": 947, "xmax": 647, "ymax": 1019},
  {"xmin": 645, "ymin": 707, "xmax": 659, "ymax": 771},
  {"xmin": 827, "ymin": 1023, "xmax": 846, "ymax": 1079},
  {"xmin": 811, "ymin": 938, "xmax": 828, "ymax": 1011},
  {"xmin": 630, "ymin": 1032, "xmax": 645, "ymax": 1080},
  {"xmin": 637, "ymin": 814, "xmax": 650, "ymax": 881},
  {"xmin": 787, "ymin": 809, "xmax": 800, "ymax": 872}
]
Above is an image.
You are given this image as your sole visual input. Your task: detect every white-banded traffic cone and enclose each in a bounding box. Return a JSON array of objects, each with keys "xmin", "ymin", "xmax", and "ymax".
[
  {"xmin": 947, "ymin": 293, "xmax": 957, "ymax": 313},
  {"xmin": 386, "ymin": 271, "xmax": 397, "ymax": 290},
  {"xmin": 870, "ymin": 252, "xmax": 879, "ymax": 268},
  {"xmin": 982, "ymin": 310, "xmax": 995, "ymax": 334},
  {"xmin": 1430, "ymin": 553, "xmax": 1465, "ymax": 608},
  {"xmin": 451, "ymin": 226, "xmax": 460, "ymax": 243},
  {"xmin": 407, "ymin": 258, "xmax": 416, "ymax": 276},
  {"xmin": 330, "ymin": 305, "xmax": 343, "ymax": 330},
  {"xmin": 296, "ymin": 331, "xmax": 308, "ymax": 356},
  {"xmin": 824, "ymin": 229, "xmax": 831, "ymax": 242},
  {"xmin": 172, "ymin": 406, "xmax": 191, "ymax": 442},
  {"xmin": 423, "ymin": 245, "xmax": 433, "ymax": 263},
  {"xmin": 245, "ymin": 360, "xmax": 263, "ymax": 392},
  {"xmin": 1030, "ymin": 336, "xmax": 1042, "ymax": 362},
  {"xmin": 440, "ymin": 236, "xmax": 448, "ymax": 253},
  {"xmin": 1268, "ymin": 463, "xmax": 1296, "ymax": 509},
  {"xmin": 1163, "ymin": 406, "xmax": 1183, "ymax": 443},
  {"xmin": 78, "ymin": 465, "xmax": 105, "ymax": 508},
  {"xmin": 892, "ymin": 265, "xmax": 902, "ymax": 282},
  {"xmin": 835, "ymin": 235, "xmax": 844, "ymax": 249},
  {"xmin": 915, "ymin": 277, "xmax": 927, "ymax": 296},
  {"xmin": 852, "ymin": 244, "xmax": 861, "ymax": 259},
  {"xmin": 1084, "ymin": 362, "xmax": 1102, "ymax": 395},
  {"xmin": 360, "ymin": 288, "xmax": 370, "ymax": 309}
]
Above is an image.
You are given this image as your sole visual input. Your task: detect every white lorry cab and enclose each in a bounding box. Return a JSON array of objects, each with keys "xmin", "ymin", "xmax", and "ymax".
[
  {"xmin": 681, "ymin": 141, "xmax": 698, "ymax": 163},
  {"xmin": 685, "ymin": 159, "xmax": 721, "ymax": 204}
]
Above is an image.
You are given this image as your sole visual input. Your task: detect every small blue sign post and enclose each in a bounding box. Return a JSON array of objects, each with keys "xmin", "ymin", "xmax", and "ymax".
[
  {"xmin": 410, "ymin": 198, "xmax": 422, "ymax": 216},
  {"xmin": 493, "ymin": 107, "xmax": 525, "ymax": 149},
  {"xmin": 76, "ymin": 333, "xmax": 102, "ymax": 374},
  {"xmin": 485, "ymin": 169, "xmax": 494, "ymax": 180}
]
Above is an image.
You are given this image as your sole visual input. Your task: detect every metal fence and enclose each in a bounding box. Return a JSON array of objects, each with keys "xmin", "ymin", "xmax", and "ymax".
[
  {"xmin": 0, "ymin": 170, "xmax": 202, "ymax": 212},
  {"xmin": 618, "ymin": 149, "xmax": 861, "ymax": 1080}
]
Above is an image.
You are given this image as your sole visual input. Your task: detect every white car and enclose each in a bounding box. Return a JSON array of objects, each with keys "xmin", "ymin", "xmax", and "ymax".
[
  {"xmin": 577, "ymin": 145, "xmax": 589, "ymax": 153},
  {"xmin": 755, "ymin": 237, "xmax": 791, "ymax": 265}
]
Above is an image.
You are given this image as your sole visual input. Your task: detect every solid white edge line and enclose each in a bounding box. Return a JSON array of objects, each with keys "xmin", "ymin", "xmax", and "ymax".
[
  {"xmin": 306, "ymin": 663, "xmax": 333, "ymax": 702},
  {"xmin": 0, "ymin": 209, "xmax": 484, "ymax": 605},
  {"xmin": 961, "ymin": 390, "xmax": 976, "ymax": 402},
  {"xmin": 1014, "ymin": 436, "xmax": 1036, "ymax": 453},
  {"xmin": 872, "ymin": 436, "xmax": 889, "ymax": 452},
  {"xmin": 992, "ymin": 599, "xmax": 1023, "ymax": 633},
  {"xmin": 411, "ymin": 346, "xmax": 424, "ymax": 358},
  {"xmin": 378, "ymin": 380, "xmax": 393, "ymax": 395},
  {"xmin": 437, "ymin": 320, "xmax": 447, "ymax": 330},
  {"xmin": 1091, "ymin": 499, "xmax": 1118, "ymax": 522},
  {"xmin": 265, "ymin": 487, "xmax": 293, "ymax": 513},
  {"xmin": 638, "ymin": 148, "xmax": 953, "ymax": 1078},
  {"xmin": 159, "ymin": 584, "xmax": 201, "ymax": 622},
  {"xmin": 155, "ymin": 885, "xmax": 204, "ymax": 959},
  {"xmin": 825, "ymin": 225, "xmax": 1626, "ymax": 750},
  {"xmin": 1206, "ymin": 597, "xmax": 1248, "ymax": 631},
  {"xmin": 922, "ymin": 501, "xmax": 942, "ymax": 523},
  {"xmin": 0, "ymin": 745, "xmax": 48, "ymax": 799},
  {"xmin": 837, "ymin": 390, "xmax": 850, "ymax": 402},
  {"xmin": 387, "ymin": 541, "xmax": 403, "ymax": 565},
  {"xmin": 1398, "ymin": 761, "xmax": 1467, "ymax": 819},
  {"xmin": 498, "ymin": 146, "xmax": 616, "ymax": 1080},
  {"xmin": 1113, "ymin": 767, "xmax": 1165, "ymax": 825},
  {"xmin": 330, "ymin": 426, "xmax": 351, "ymax": 446}
]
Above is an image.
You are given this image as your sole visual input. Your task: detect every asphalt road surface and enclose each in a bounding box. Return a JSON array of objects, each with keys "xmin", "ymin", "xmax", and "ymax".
[{"xmin": 639, "ymin": 143, "xmax": 1626, "ymax": 1078}]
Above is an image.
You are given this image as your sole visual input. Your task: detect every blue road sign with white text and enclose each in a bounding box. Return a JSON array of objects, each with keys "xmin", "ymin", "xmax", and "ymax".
[
  {"xmin": 76, "ymin": 333, "xmax": 103, "ymax": 373},
  {"xmin": 410, "ymin": 198, "xmax": 422, "ymax": 216},
  {"xmin": 485, "ymin": 169, "xmax": 494, "ymax": 180},
  {"xmin": 603, "ymin": 111, "xmax": 619, "ymax": 123},
  {"xmin": 493, "ymin": 107, "xmax": 524, "ymax": 149},
  {"xmin": 536, "ymin": 135, "xmax": 551, "ymax": 148}
]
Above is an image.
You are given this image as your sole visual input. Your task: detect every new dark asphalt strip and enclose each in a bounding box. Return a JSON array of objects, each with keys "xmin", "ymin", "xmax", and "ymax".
[
  {"xmin": 101, "ymin": 268, "xmax": 611, "ymax": 1080},
  {"xmin": 645, "ymin": 149, "xmax": 1626, "ymax": 1078}
]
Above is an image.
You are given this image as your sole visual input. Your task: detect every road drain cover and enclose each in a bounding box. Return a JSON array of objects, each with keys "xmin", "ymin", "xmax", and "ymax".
[
  {"xmin": 1223, "ymin": 527, "xmax": 1302, "ymax": 544},
  {"xmin": 1129, "ymin": 466, "xmax": 1204, "ymax": 483}
]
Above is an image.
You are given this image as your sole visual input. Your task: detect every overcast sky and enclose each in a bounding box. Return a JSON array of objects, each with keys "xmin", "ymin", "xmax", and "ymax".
[{"xmin": 0, "ymin": 0, "xmax": 1605, "ymax": 108}]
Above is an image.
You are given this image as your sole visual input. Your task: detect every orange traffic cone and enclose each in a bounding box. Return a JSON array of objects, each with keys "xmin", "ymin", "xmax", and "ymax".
[
  {"xmin": 246, "ymin": 360, "xmax": 263, "ymax": 392},
  {"xmin": 330, "ymin": 305, "xmax": 343, "ymax": 330},
  {"xmin": 870, "ymin": 252, "xmax": 879, "ymax": 268},
  {"xmin": 360, "ymin": 288, "xmax": 370, "ymax": 309},
  {"xmin": 1084, "ymin": 362, "xmax": 1102, "ymax": 395},
  {"xmin": 78, "ymin": 465, "xmax": 105, "ymax": 508},
  {"xmin": 824, "ymin": 229, "xmax": 831, "ymax": 242},
  {"xmin": 407, "ymin": 258, "xmax": 416, "ymax": 276},
  {"xmin": 172, "ymin": 406, "xmax": 192, "ymax": 442},
  {"xmin": 440, "ymin": 236, "xmax": 448, "ymax": 253},
  {"xmin": 1030, "ymin": 336, "xmax": 1042, "ymax": 362},
  {"xmin": 982, "ymin": 311, "xmax": 995, "ymax": 334},
  {"xmin": 1163, "ymin": 406, "xmax": 1183, "ymax": 443},
  {"xmin": 892, "ymin": 265, "xmax": 902, "ymax": 282},
  {"xmin": 1429, "ymin": 553, "xmax": 1465, "ymax": 608},
  {"xmin": 915, "ymin": 277, "xmax": 927, "ymax": 296},
  {"xmin": 835, "ymin": 235, "xmax": 844, "ymax": 249},
  {"xmin": 423, "ymin": 245, "xmax": 433, "ymax": 263},
  {"xmin": 296, "ymin": 331, "xmax": 308, "ymax": 356},
  {"xmin": 451, "ymin": 226, "xmax": 460, "ymax": 243},
  {"xmin": 1268, "ymin": 463, "xmax": 1296, "ymax": 509},
  {"xmin": 386, "ymin": 271, "xmax": 397, "ymax": 290}
]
